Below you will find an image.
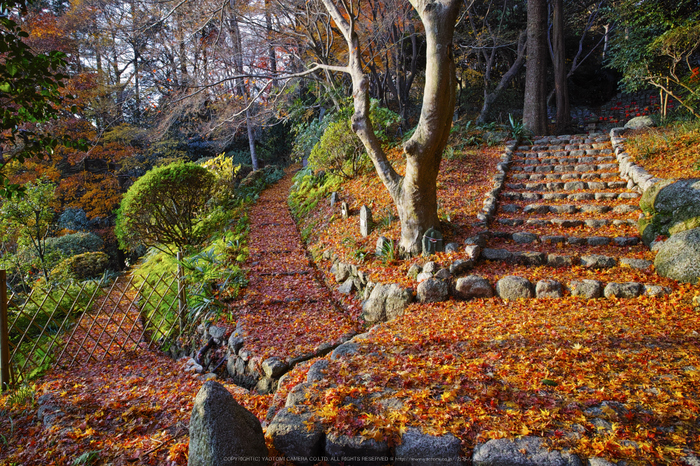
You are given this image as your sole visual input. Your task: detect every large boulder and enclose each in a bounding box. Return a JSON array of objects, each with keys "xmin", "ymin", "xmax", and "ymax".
[
  {"xmin": 188, "ymin": 381, "xmax": 268, "ymax": 466},
  {"xmin": 472, "ymin": 436, "xmax": 582, "ymax": 466},
  {"xmin": 267, "ymin": 407, "xmax": 324, "ymax": 466},
  {"xmin": 654, "ymin": 228, "xmax": 700, "ymax": 284},
  {"xmin": 325, "ymin": 433, "xmax": 390, "ymax": 466},
  {"xmin": 638, "ymin": 179, "xmax": 700, "ymax": 246},
  {"xmin": 395, "ymin": 428, "xmax": 464, "ymax": 466},
  {"xmin": 361, "ymin": 283, "xmax": 414, "ymax": 323}
]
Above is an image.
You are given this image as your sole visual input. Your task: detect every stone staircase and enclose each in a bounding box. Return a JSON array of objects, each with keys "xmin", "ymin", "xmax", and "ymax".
[{"xmin": 473, "ymin": 132, "xmax": 668, "ymax": 299}]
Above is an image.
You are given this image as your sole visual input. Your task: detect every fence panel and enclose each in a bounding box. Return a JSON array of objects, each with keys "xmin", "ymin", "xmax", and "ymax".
[{"xmin": 0, "ymin": 270, "xmax": 214, "ymax": 390}]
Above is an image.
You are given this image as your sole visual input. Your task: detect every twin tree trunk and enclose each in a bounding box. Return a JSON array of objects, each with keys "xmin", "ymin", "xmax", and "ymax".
[{"xmin": 320, "ymin": 0, "xmax": 460, "ymax": 255}]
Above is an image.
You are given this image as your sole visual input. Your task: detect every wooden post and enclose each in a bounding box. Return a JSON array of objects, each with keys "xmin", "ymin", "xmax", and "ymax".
[
  {"xmin": 176, "ymin": 251, "xmax": 186, "ymax": 332},
  {"xmin": 1, "ymin": 270, "xmax": 10, "ymax": 391}
]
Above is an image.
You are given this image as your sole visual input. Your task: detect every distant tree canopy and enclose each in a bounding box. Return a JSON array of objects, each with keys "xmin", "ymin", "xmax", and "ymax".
[
  {"xmin": 115, "ymin": 162, "xmax": 216, "ymax": 256},
  {"xmin": 0, "ymin": 0, "xmax": 70, "ymax": 198}
]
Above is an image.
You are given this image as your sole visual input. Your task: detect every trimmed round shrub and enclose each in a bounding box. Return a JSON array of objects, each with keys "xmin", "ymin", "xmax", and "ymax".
[
  {"xmin": 115, "ymin": 161, "xmax": 216, "ymax": 254},
  {"xmin": 51, "ymin": 251, "xmax": 110, "ymax": 281}
]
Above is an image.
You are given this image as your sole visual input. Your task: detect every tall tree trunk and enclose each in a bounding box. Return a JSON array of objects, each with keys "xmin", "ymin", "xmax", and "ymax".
[
  {"xmin": 523, "ymin": 0, "xmax": 548, "ymax": 135},
  {"xmin": 551, "ymin": 0, "xmax": 569, "ymax": 133},
  {"xmin": 320, "ymin": 0, "xmax": 460, "ymax": 255}
]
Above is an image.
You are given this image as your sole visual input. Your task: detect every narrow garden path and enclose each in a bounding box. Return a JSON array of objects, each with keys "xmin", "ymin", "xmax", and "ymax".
[{"xmin": 225, "ymin": 170, "xmax": 361, "ymax": 377}]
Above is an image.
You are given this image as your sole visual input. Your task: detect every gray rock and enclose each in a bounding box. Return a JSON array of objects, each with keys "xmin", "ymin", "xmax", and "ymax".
[
  {"xmin": 228, "ymin": 335, "xmax": 244, "ymax": 353},
  {"xmin": 416, "ymin": 272, "xmax": 433, "ymax": 283},
  {"xmin": 464, "ymin": 245, "xmax": 482, "ymax": 260},
  {"xmin": 513, "ymin": 232, "xmax": 539, "ymax": 244},
  {"xmin": 334, "ymin": 262, "xmax": 352, "ymax": 283},
  {"xmin": 587, "ymin": 236, "xmax": 611, "ymax": 246},
  {"xmin": 331, "ymin": 342, "xmax": 360, "ymax": 360},
  {"xmin": 541, "ymin": 235, "xmax": 566, "ymax": 244},
  {"xmin": 423, "ymin": 261, "xmax": 440, "ymax": 274},
  {"xmin": 501, "ymin": 204, "xmax": 520, "ymax": 213},
  {"xmin": 434, "ymin": 268, "xmax": 452, "ymax": 280},
  {"xmin": 325, "ymin": 433, "xmax": 390, "ymax": 466},
  {"xmin": 580, "ymin": 255, "xmax": 617, "ymax": 269},
  {"xmin": 286, "ymin": 382, "xmax": 311, "ymax": 406},
  {"xmin": 395, "ymin": 428, "xmax": 464, "ymax": 466},
  {"xmin": 547, "ymin": 254, "xmax": 576, "ymax": 267},
  {"xmin": 262, "ymin": 357, "xmax": 288, "ymax": 378},
  {"xmin": 604, "ymin": 282, "xmax": 643, "ymax": 299},
  {"xmin": 564, "ymin": 181, "xmax": 586, "ymax": 191},
  {"xmin": 417, "ymin": 278, "xmax": 450, "ymax": 303},
  {"xmin": 613, "ymin": 236, "xmax": 639, "ymax": 247},
  {"xmin": 338, "ymin": 278, "xmax": 355, "ymax": 294},
  {"xmin": 513, "ymin": 251, "xmax": 546, "ymax": 266},
  {"xmin": 188, "ymin": 381, "xmax": 268, "ymax": 466},
  {"xmin": 654, "ymin": 228, "xmax": 700, "ymax": 283},
  {"xmin": 523, "ymin": 204, "xmax": 550, "ymax": 215},
  {"xmin": 454, "ymin": 275, "xmax": 494, "ymax": 300},
  {"xmin": 482, "ymin": 248, "xmax": 513, "ymax": 262},
  {"xmin": 549, "ymin": 205, "xmax": 578, "ymax": 214},
  {"xmin": 255, "ymin": 377, "xmax": 276, "ymax": 394},
  {"xmin": 585, "ymin": 219, "xmax": 608, "ymax": 228},
  {"xmin": 268, "ymin": 407, "xmax": 324, "ymax": 466},
  {"xmin": 496, "ymin": 276, "xmax": 535, "ymax": 300},
  {"xmin": 644, "ymin": 285, "xmax": 671, "ymax": 297},
  {"xmin": 445, "ymin": 242, "xmax": 460, "ymax": 253},
  {"xmin": 465, "ymin": 234, "xmax": 488, "ymax": 248},
  {"xmin": 208, "ymin": 325, "xmax": 226, "ymax": 340},
  {"xmin": 580, "ymin": 205, "xmax": 610, "ymax": 214},
  {"xmin": 569, "ymin": 280, "xmax": 603, "ymax": 299},
  {"xmin": 624, "ymin": 115, "xmax": 655, "ymax": 129},
  {"xmin": 450, "ymin": 259, "xmax": 475, "ymax": 275},
  {"xmin": 619, "ymin": 258, "xmax": 653, "ymax": 270},
  {"xmin": 361, "ymin": 283, "xmax": 414, "ymax": 323},
  {"xmin": 587, "ymin": 457, "xmax": 617, "ymax": 466},
  {"xmin": 359, "ymin": 205, "xmax": 373, "ymax": 237},
  {"xmin": 330, "ymin": 191, "xmax": 338, "ymax": 208},
  {"xmin": 407, "ymin": 263, "xmax": 422, "ymax": 279},
  {"xmin": 536, "ymin": 279, "xmax": 563, "ymax": 298},
  {"xmin": 472, "ymin": 436, "xmax": 582, "ymax": 466},
  {"xmin": 307, "ymin": 359, "xmax": 329, "ymax": 383},
  {"xmin": 341, "ymin": 202, "xmax": 349, "ymax": 219}
]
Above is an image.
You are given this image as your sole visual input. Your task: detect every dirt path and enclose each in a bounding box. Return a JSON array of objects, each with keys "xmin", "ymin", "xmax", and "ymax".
[{"xmin": 226, "ymin": 170, "xmax": 361, "ymax": 363}]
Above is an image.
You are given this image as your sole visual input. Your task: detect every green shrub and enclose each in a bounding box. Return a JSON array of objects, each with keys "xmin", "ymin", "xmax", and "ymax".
[
  {"xmin": 51, "ymin": 252, "xmax": 110, "ymax": 282},
  {"xmin": 309, "ymin": 120, "xmax": 369, "ymax": 179},
  {"xmin": 115, "ymin": 161, "xmax": 217, "ymax": 255},
  {"xmin": 45, "ymin": 232, "xmax": 104, "ymax": 257},
  {"xmin": 289, "ymin": 167, "xmax": 342, "ymax": 218}
]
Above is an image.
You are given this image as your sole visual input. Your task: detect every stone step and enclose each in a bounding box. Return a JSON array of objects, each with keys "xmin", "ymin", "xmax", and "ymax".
[
  {"xmin": 510, "ymin": 173, "xmax": 624, "ymax": 182},
  {"xmin": 510, "ymin": 163, "xmax": 618, "ymax": 173},
  {"xmin": 512, "ymin": 154, "xmax": 616, "ymax": 164},
  {"xmin": 479, "ymin": 248, "xmax": 653, "ymax": 270},
  {"xmin": 501, "ymin": 190, "xmax": 640, "ymax": 201},
  {"xmin": 500, "ymin": 203, "xmax": 639, "ymax": 215},
  {"xmin": 513, "ymin": 150, "xmax": 614, "ymax": 159},
  {"xmin": 495, "ymin": 217, "xmax": 638, "ymax": 228},
  {"xmin": 490, "ymin": 231, "xmax": 642, "ymax": 247}
]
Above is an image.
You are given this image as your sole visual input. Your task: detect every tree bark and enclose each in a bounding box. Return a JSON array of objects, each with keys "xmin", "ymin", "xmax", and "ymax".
[
  {"xmin": 320, "ymin": 0, "xmax": 459, "ymax": 255},
  {"xmin": 551, "ymin": 0, "xmax": 569, "ymax": 133},
  {"xmin": 523, "ymin": 0, "xmax": 548, "ymax": 135}
]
